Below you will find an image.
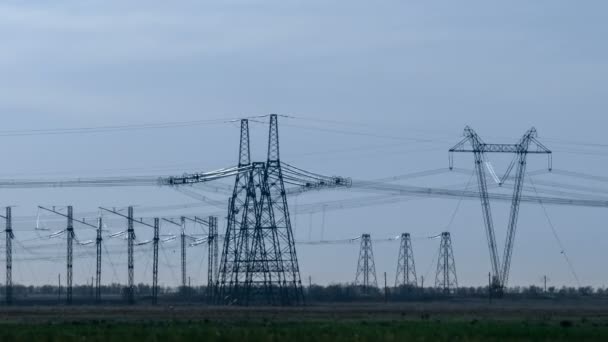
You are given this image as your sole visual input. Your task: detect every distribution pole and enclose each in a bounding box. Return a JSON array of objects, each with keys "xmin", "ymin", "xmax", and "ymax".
[
  {"xmin": 153, "ymin": 218, "xmax": 159, "ymax": 305},
  {"xmin": 95, "ymin": 216, "xmax": 102, "ymax": 303},
  {"xmin": 384, "ymin": 272, "xmax": 388, "ymax": 303},
  {"xmin": 207, "ymin": 216, "xmax": 218, "ymax": 301},
  {"xmin": 67, "ymin": 205, "xmax": 74, "ymax": 305},
  {"xmin": 5, "ymin": 207, "xmax": 13, "ymax": 305},
  {"xmin": 181, "ymin": 216, "xmax": 187, "ymax": 290},
  {"xmin": 127, "ymin": 206, "xmax": 135, "ymax": 304},
  {"xmin": 39, "ymin": 206, "xmax": 99, "ymax": 305}
]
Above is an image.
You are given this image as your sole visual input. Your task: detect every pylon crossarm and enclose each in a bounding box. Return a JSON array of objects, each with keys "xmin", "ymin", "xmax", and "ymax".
[{"xmin": 282, "ymin": 162, "xmax": 351, "ymax": 194}]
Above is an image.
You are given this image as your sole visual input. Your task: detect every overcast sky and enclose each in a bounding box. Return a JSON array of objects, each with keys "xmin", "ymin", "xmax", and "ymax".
[{"xmin": 0, "ymin": 1, "xmax": 607, "ymax": 289}]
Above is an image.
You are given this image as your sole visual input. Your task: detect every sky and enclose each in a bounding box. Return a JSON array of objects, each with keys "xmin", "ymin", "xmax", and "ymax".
[{"xmin": 0, "ymin": 0, "xmax": 607, "ymax": 289}]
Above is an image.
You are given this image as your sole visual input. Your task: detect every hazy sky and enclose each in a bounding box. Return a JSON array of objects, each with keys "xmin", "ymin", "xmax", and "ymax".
[{"xmin": 0, "ymin": 1, "xmax": 607, "ymax": 289}]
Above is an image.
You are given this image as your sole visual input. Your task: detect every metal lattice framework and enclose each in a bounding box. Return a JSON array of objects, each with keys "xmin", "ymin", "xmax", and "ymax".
[
  {"xmin": 2, "ymin": 207, "xmax": 13, "ymax": 305},
  {"xmin": 435, "ymin": 232, "xmax": 458, "ymax": 293},
  {"xmin": 355, "ymin": 234, "xmax": 377, "ymax": 291},
  {"xmin": 395, "ymin": 233, "xmax": 417, "ymax": 287},
  {"xmin": 449, "ymin": 126, "xmax": 551, "ymax": 291}
]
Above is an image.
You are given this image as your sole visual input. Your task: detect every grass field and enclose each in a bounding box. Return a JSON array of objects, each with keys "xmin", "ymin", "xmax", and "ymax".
[{"xmin": 1, "ymin": 300, "xmax": 608, "ymax": 341}]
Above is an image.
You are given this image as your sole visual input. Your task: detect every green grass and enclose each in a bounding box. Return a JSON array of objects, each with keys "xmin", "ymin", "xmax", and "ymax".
[{"xmin": 0, "ymin": 320, "xmax": 607, "ymax": 342}]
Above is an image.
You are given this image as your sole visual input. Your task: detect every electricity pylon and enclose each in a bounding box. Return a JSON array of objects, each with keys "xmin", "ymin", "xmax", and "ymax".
[
  {"xmin": 435, "ymin": 232, "xmax": 457, "ymax": 293},
  {"xmin": 207, "ymin": 216, "xmax": 218, "ymax": 300},
  {"xmin": 95, "ymin": 216, "xmax": 102, "ymax": 303},
  {"xmin": 100, "ymin": 206, "xmax": 158, "ymax": 305},
  {"xmin": 217, "ymin": 119, "xmax": 252, "ymax": 304},
  {"xmin": 355, "ymin": 234, "xmax": 377, "ymax": 291},
  {"xmin": 2, "ymin": 207, "xmax": 13, "ymax": 305},
  {"xmin": 449, "ymin": 126, "xmax": 551, "ymax": 293},
  {"xmin": 395, "ymin": 233, "xmax": 417, "ymax": 287}
]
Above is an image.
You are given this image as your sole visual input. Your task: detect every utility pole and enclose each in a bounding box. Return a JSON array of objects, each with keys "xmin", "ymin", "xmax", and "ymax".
[
  {"xmin": 181, "ymin": 216, "xmax": 187, "ymax": 290},
  {"xmin": 544, "ymin": 275, "xmax": 547, "ymax": 293},
  {"xmin": 101, "ymin": 206, "xmax": 157, "ymax": 305},
  {"xmin": 58, "ymin": 273, "xmax": 61, "ymax": 303},
  {"xmin": 2, "ymin": 207, "xmax": 14, "ymax": 305},
  {"xmin": 207, "ymin": 216, "xmax": 218, "ymax": 301},
  {"xmin": 67, "ymin": 206, "xmax": 74, "ymax": 305},
  {"xmin": 435, "ymin": 232, "xmax": 458, "ymax": 294},
  {"xmin": 39, "ymin": 206, "xmax": 99, "ymax": 305},
  {"xmin": 384, "ymin": 272, "xmax": 388, "ymax": 303},
  {"xmin": 355, "ymin": 234, "xmax": 378, "ymax": 293},
  {"xmin": 95, "ymin": 216, "xmax": 102, "ymax": 303},
  {"xmin": 488, "ymin": 272, "xmax": 492, "ymax": 304},
  {"xmin": 153, "ymin": 218, "xmax": 159, "ymax": 305},
  {"xmin": 127, "ymin": 206, "xmax": 134, "ymax": 304}
]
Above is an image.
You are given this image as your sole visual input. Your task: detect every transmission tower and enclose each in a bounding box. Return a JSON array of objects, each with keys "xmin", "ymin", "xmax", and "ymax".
[
  {"xmin": 355, "ymin": 234, "xmax": 378, "ymax": 291},
  {"xmin": 95, "ymin": 216, "xmax": 102, "ymax": 303},
  {"xmin": 395, "ymin": 233, "xmax": 417, "ymax": 288},
  {"xmin": 3, "ymin": 207, "xmax": 13, "ymax": 305},
  {"xmin": 39, "ymin": 206, "xmax": 98, "ymax": 305},
  {"xmin": 217, "ymin": 119, "xmax": 251, "ymax": 304},
  {"xmin": 66, "ymin": 205, "xmax": 74, "ymax": 305},
  {"xmin": 217, "ymin": 115, "xmax": 305, "ymax": 305},
  {"xmin": 152, "ymin": 218, "xmax": 159, "ymax": 305},
  {"xmin": 435, "ymin": 232, "xmax": 458, "ymax": 293},
  {"xmin": 100, "ymin": 206, "xmax": 155, "ymax": 305},
  {"xmin": 260, "ymin": 114, "xmax": 304, "ymax": 304},
  {"xmin": 127, "ymin": 206, "xmax": 135, "ymax": 304},
  {"xmin": 181, "ymin": 216, "xmax": 187, "ymax": 290},
  {"xmin": 207, "ymin": 216, "xmax": 218, "ymax": 300},
  {"xmin": 449, "ymin": 126, "xmax": 551, "ymax": 293}
]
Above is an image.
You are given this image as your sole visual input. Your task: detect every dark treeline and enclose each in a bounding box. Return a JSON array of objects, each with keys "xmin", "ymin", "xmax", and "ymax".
[{"xmin": 0, "ymin": 283, "xmax": 605, "ymax": 303}]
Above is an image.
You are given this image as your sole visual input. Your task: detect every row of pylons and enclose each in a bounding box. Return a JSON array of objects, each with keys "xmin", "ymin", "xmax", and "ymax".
[{"xmin": 354, "ymin": 232, "xmax": 458, "ymax": 293}]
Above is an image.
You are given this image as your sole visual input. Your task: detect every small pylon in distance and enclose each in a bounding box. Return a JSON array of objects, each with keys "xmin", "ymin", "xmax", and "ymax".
[
  {"xmin": 435, "ymin": 232, "xmax": 458, "ymax": 293},
  {"xmin": 355, "ymin": 234, "xmax": 378, "ymax": 292},
  {"xmin": 395, "ymin": 233, "xmax": 417, "ymax": 288}
]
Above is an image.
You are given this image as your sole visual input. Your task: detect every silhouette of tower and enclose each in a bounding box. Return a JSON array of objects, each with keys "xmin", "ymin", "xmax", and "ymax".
[
  {"xmin": 355, "ymin": 234, "xmax": 377, "ymax": 291},
  {"xmin": 435, "ymin": 232, "xmax": 458, "ymax": 293},
  {"xmin": 217, "ymin": 115, "xmax": 304, "ymax": 305},
  {"xmin": 395, "ymin": 233, "xmax": 417, "ymax": 287}
]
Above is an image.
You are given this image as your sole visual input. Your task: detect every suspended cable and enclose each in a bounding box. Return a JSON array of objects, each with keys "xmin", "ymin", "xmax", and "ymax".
[{"xmin": 528, "ymin": 175, "xmax": 581, "ymax": 287}]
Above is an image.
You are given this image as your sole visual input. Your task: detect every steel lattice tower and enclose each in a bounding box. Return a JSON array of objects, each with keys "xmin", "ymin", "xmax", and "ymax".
[
  {"xmin": 152, "ymin": 218, "xmax": 159, "ymax": 305},
  {"xmin": 449, "ymin": 127, "xmax": 551, "ymax": 293},
  {"xmin": 435, "ymin": 232, "xmax": 458, "ymax": 293},
  {"xmin": 395, "ymin": 233, "xmax": 417, "ymax": 287},
  {"xmin": 5, "ymin": 207, "xmax": 13, "ymax": 305},
  {"xmin": 217, "ymin": 115, "xmax": 304, "ymax": 305},
  {"xmin": 66, "ymin": 206, "xmax": 74, "ymax": 305},
  {"xmin": 181, "ymin": 216, "xmax": 187, "ymax": 289},
  {"xmin": 355, "ymin": 234, "xmax": 378, "ymax": 291},
  {"xmin": 261, "ymin": 114, "xmax": 304, "ymax": 304},
  {"xmin": 217, "ymin": 119, "xmax": 252, "ymax": 304},
  {"xmin": 95, "ymin": 216, "xmax": 102, "ymax": 303},
  {"xmin": 207, "ymin": 216, "xmax": 218, "ymax": 301},
  {"xmin": 127, "ymin": 206, "xmax": 135, "ymax": 304}
]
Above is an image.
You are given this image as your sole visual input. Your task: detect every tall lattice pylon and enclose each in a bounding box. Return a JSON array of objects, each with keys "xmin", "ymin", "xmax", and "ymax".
[
  {"xmin": 217, "ymin": 119, "xmax": 253, "ymax": 304},
  {"xmin": 260, "ymin": 114, "xmax": 304, "ymax": 304},
  {"xmin": 355, "ymin": 234, "xmax": 377, "ymax": 291},
  {"xmin": 435, "ymin": 232, "xmax": 458, "ymax": 293},
  {"xmin": 395, "ymin": 233, "xmax": 417, "ymax": 287},
  {"xmin": 217, "ymin": 115, "xmax": 304, "ymax": 305}
]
